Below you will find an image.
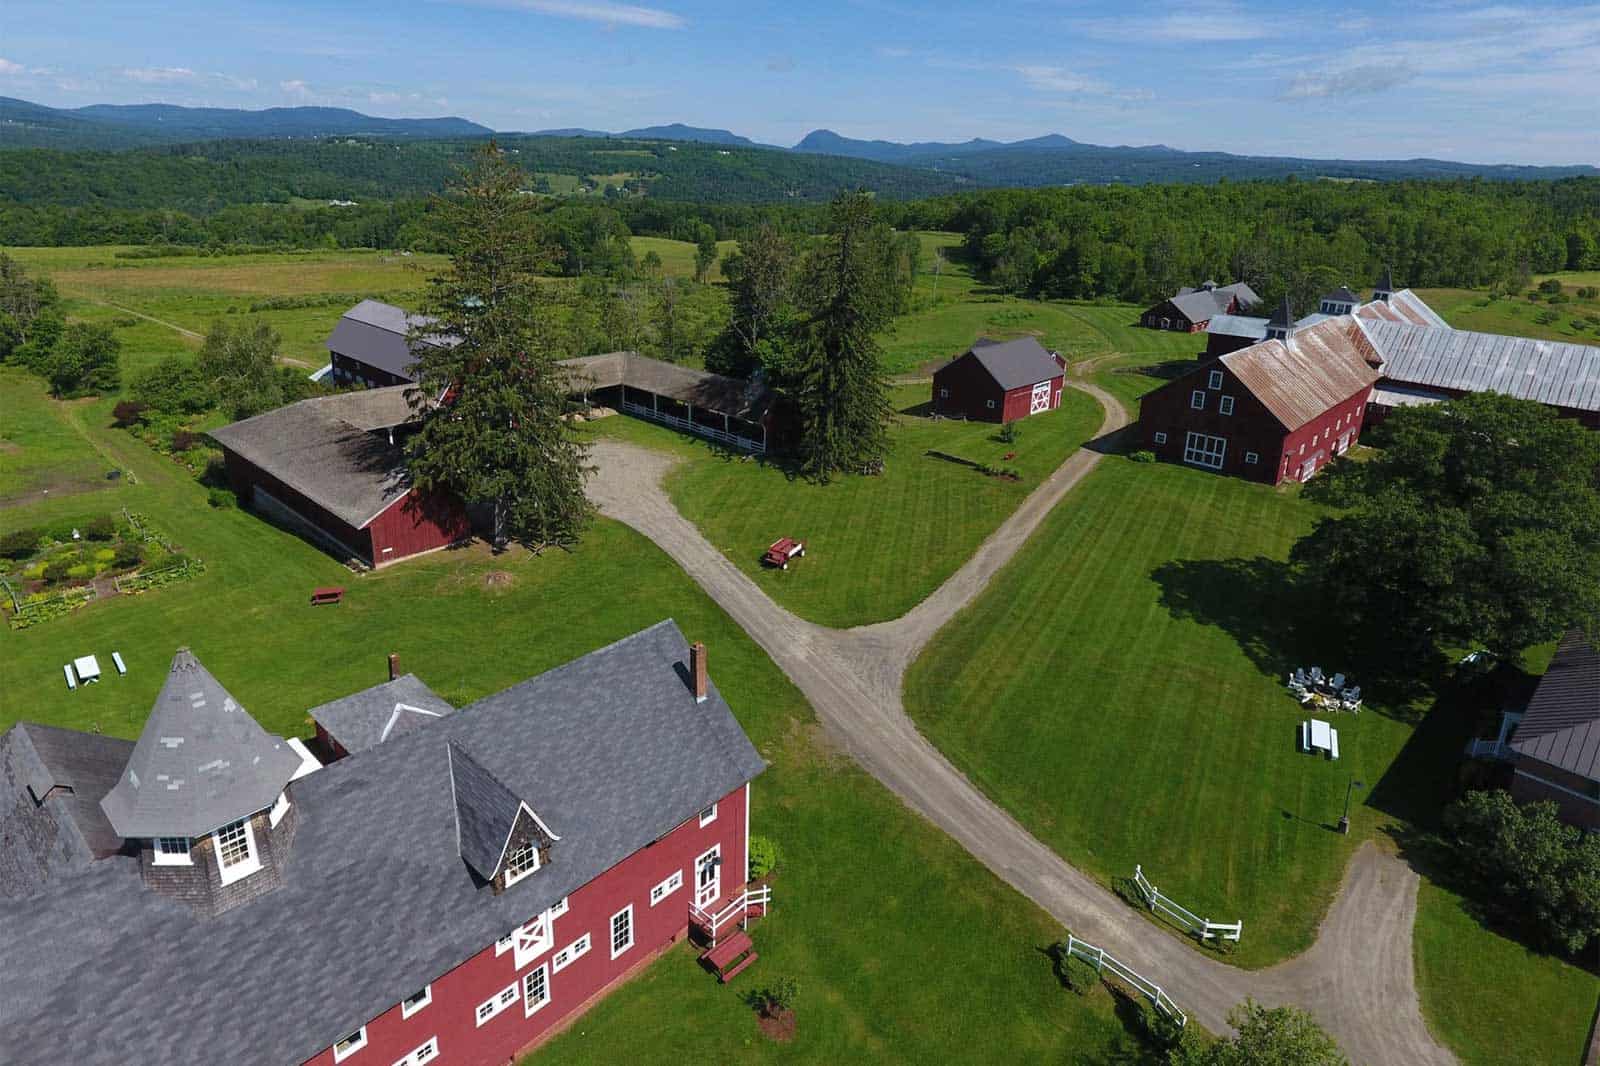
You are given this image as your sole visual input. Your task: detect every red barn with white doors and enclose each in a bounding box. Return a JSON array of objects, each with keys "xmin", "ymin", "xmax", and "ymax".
[{"xmin": 932, "ymin": 337, "xmax": 1066, "ymax": 423}]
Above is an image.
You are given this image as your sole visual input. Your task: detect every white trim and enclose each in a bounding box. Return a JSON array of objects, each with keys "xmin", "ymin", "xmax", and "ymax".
[
  {"xmin": 502, "ymin": 839, "xmax": 540, "ymax": 887},
  {"xmin": 695, "ymin": 844, "xmax": 722, "ymax": 910},
  {"xmin": 610, "ymin": 904, "xmax": 634, "ymax": 959},
  {"xmin": 512, "ymin": 911, "xmax": 553, "ymax": 969},
  {"xmin": 1207, "ymin": 369, "xmax": 1223, "ymax": 390},
  {"xmin": 495, "ymin": 932, "xmax": 514, "ymax": 956},
  {"xmin": 213, "ymin": 818, "xmax": 261, "ymax": 886},
  {"xmin": 552, "ymin": 932, "xmax": 591, "ymax": 973},
  {"xmin": 332, "ymin": 1027, "xmax": 367, "ymax": 1063},
  {"xmin": 1244, "ymin": 451, "xmax": 1259, "ymax": 465},
  {"xmin": 400, "ymin": 985, "xmax": 432, "ymax": 1020},
  {"xmin": 522, "ymin": 961, "xmax": 552, "ymax": 1017},
  {"xmin": 698, "ymin": 802, "xmax": 718, "ymax": 827},
  {"xmin": 1514, "ymin": 768, "xmax": 1600, "ymax": 807},
  {"xmin": 1218, "ymin": 395, "xmax": 1235, "ymax": 416},
  {"xmin": 1152, "ymin": 431, "xmax": 1167, "ymax": 445},
  {"xmin": 550, "ymin": 896, "xmax": 569, "ymax": 919},
  {"xmin": 743, "ymin": 781, "xmax": 751, "ymax": 885},
  {"xmin": 1190, "ymin": 390, "xmax": 1205, "ymax": 410},
  {"xmin": 488, "ymin": 800, "xmax": 564, "ymax": 886},
  {"xmin": 475, "ymin": 983, "xmax": 519, "ymax": 1027},
  {"xmin": 380, "ymin": 703, "xmax": 444, "ymax": 744},
  {"xmin": 650, "ymin": 869, "xmax": 684, "ymax": 906},
  {"xmin": 985, "ymin": 399, "xmax": 996, "ymax": 409},
  {"xmin": 269, "ymin": 791, "xmax": 291, "ymax": 829},
  {"xmin": 391, "ymin": 1036, "xmax": 439, "ymax": 1066},
  {"xmin": 152, "ymin": 836, "xmax": 192, "ymax": 866},
  {"xmin": 1182, "ymin": 431, "xmax": 1227, "ymax": 471}
]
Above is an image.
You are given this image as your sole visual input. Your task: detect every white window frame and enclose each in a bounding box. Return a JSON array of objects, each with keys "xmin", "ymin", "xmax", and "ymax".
[
  {"xmin": 502, "ymin": 839, "xmax": 540, "ymax": 888},
  {"xmin": 1190, "ymin": 390, "xmax": 1205, "ymax": 410},
  {"xmin": 549, "ymin": 896, "xmax": 569, "ymax": 919},
  {"xmin": 1245, "ymin": 451, "xmax": 1259, "ymax": 465},
  {"xmin": 1152, "ymin": 431, "xmax": 1167, "ymax": 445},
  {"xmin": 475, "ymin": 982, "xmax": 519, "ymax": 1027},
  {"xmin": 523, "ymin": 962, "xmax": 552, "ymax": 1017},
  {"xmin": 650, "ymin": 869, "xmax": 684, "ymax": 906},
  {"xmin": 985, "ymin": 399, "xmax": 996, "ymax": 409},
  {"xmin": 400, "ymin": 985, "xmax": 432, "ymax": 1020},
  {"xmin": 698, "ymin": 803, "xmax": 718, "ymax": 827},
  {"xmin": 269, "ymin": 791, "xmax": 291, "ymax": 829},
  {"xmin": 610, "ymin": 904, "xmax": 634, "ymax": 959},
  {"xmin": 152, "ymin": 836, "xmax": 192, "ymax": 866},
  {"xmin": 1182, "ymin": 431, "xmax": 1227, "ymax": 471},
  {"xmin": 1207, "ymin": 369, "xmax": 1223, "ymax": 389},
  {"xmin": 1218, "ymin": 395, "xmax": 1235, "ymax": 416},
  {"xmin": 332, "ymin": 1027, "xmax": 368, "ymax": 1063},
  {"xmin": 552, "ymin": 933, "xmax": 591, "ymax": 973},
  {"xmin": 938, "ymin": 387, "xmax": 949, "ymax": 398},
  {"xmin": 392, "ymin": 1036, "xmax": 439, "ymax": 1066},
  {"xmin": 213, "ymin": 817, "xmax": 261, "ymax": 886},
  {"xmin": 495, "ymin": 932, "xmax": 514, "ymax": 956}
]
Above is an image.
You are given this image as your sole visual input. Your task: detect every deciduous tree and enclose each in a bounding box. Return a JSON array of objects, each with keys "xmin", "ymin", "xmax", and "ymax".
[
  {"xmin": 1176, "ymin": 1000, "xmax": 1347, "ymax": 1066},
  {"xmin": 45, "ymin": 322, "xmax": 121, "ymax": 397},
  {"xmin": 195, "ymin": 317, "xmax": 283, "ymax": 419}
]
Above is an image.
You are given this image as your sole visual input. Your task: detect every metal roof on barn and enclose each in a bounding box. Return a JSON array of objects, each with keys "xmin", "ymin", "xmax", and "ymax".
[
  {"xmin": 1362, "ymin": 320, "xmax": 1600, "ymax": 414},
  {"xmin": 1511, "ymin": 631, "xmax": 1600, "ymax": 781},
  {"xmin": 1219, "ymin": 318, "xmax": 1380, "ymax": 431}
]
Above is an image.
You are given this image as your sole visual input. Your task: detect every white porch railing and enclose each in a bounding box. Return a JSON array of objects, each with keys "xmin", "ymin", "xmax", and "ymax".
[
  {"xmin": 1064, "ymin": 934, "xmax": 1187, "ymax": 1028},
  {"xmin": 689, "ymin": 885, "xmax": 772, "ymax": 947},
  {"xmin": 1465, "ymin": 738, "xmax": 1515, "ymax": 760},
  {"xmin": 620, "ymin": 400, "xmax": 766, "ymax": 454},
  {"xmin": 1132, "ymin": 865, "xmax": 1242, "ymax": 941}
]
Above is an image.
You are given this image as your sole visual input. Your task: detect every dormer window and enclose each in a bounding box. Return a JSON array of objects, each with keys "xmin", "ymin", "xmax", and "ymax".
[
  {"xmin": 152, "ymin": 837, "xmax": 192, "ymax": 866},
  {"xmin": 503, "ymin": 840, "xmax": 540, "ymax": 887},
  {"xmin": 213, "ymin": 818, "xmax": 261, "ymax": 886}
]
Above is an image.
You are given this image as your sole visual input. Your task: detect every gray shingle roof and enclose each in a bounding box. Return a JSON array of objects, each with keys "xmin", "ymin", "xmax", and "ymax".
[
  {"xmin": 99, "ymin": 650, "xmax": 303, "ymax": 840},
  {"xmin": 209, "ymin": 389, "xmax": 415, "ymax": 530},
  {"xmin": 326, "ymin": 299, "xmax": 455, "ymax": 382},
  {"xmin": 1168, "ymin": 290, "xmax": 1228, "ymax": 323},
  {"xmin": 561, "ymin": 351, "xmax": 772, "ymax": 421},
  {"xmin": 1363, "ymin": 320, "xmax": 1600, "ymax": 413},
  {"xmin": 1511, "ymin": 630, "xmax": 1600, "ymax": 780},
  {"xmin": 0, "ymin": 620, "xmax": 766, "ymax": 1066},
  {"xmin": 448, "ymin": 740, "xmax": 529, "ymax": 880},
  {"xmin": 944, "ymin": 336, "xmax": 1063, "ymax": 391},
  {"xmin": 308, "ymin": 674, "xmax": 454, "ymax": 755},
  {"xmin": 1, "ymin": 725, "xmax": 134, "ymax": 900}
]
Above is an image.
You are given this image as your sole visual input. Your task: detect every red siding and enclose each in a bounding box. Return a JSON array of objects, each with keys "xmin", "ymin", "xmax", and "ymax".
[
  {"xmin": 300, "ymin": 782, "xmax": 751, "ymax": 1066},
  {"xmin": 933, "ymin": 353, "xmax": 1064, "ymax": 424},
  {"xmin": 222, "ymin": 449, "xmax": 371, "ymax": 559},
  {"xmin": 366, "ymin": 491, "xmax": 470, "ymax": 568}
]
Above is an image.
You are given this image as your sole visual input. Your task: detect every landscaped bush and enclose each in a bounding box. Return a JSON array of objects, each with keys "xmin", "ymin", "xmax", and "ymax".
[
  {"xmin": 170, "ymin": 429, "xmax": 199, "ymax": 452},
  {"xmin": 112, "ymin": 540, "xmax": 143, "ymax": 569},
  {"xmin": 83, "ymin": 514, "xmax": 116, "ymax": 541},
  {"xmin": 1578, "ymin": 286, "xmax": 1599, "ymax": 300},
  {"xmin": 207, "ymin": 487, "xmax": 235, "ymax": 509},
  {"xmin": 0, "ymin": 527, "xmax": 40, "ymax": 560},
  {"xmin": 43, "ymin": 557, "xmax": 76, "ymax": 583},
  {"xmin": 1538, "ymin": 278, "xmax": 1564, "ymax": 295},
  {"xmin": 1130, "ymin": 450, "xmax": 1157, "ymax": 463},
  {"xmin": 112, "ymin": 399, "xmax": 147, "ymax": 426},
  {"xmin": 748, "ymin": 835, "xmax": 780, "ymax": 879}
]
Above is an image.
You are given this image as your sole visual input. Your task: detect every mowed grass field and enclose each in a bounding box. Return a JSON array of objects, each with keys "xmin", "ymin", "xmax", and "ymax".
[
  {"xmin": 0, "ymin": 387, "xmax": 1155, "ymax": 1065},
  {"xmin": 583, "ymin": 382, "xmax": 1104, "ymax": 628},
  {"xmin": 1417, "ymin": 277, "xmax": 1600, "ymax": 346}
]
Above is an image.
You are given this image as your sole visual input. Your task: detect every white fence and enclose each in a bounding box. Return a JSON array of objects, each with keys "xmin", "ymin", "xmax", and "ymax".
[
  {"xmin": 1133, "ymin": 865, "xmax": 1242, "ymax": 942},
  {"xmin": 620, "ymin": 400, "xmax": 766, "ymax": 454},
  {"xmin": 689, "ymin": 885, "xmax": 772, "ymax": 947},
  {"xmin": 1064, "ymin": 934, "xmax": 1187, "ymax": 1028},
  {"xmin": 1464, "ymin": 738, "xmax": 1515, "ymax": 761}
]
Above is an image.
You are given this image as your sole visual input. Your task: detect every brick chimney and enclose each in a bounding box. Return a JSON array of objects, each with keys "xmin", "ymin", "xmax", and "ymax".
[
  {"xmin": 690, "ymin": 642, "xmax": 707, "ymax": 703},
  {"xmin": 388, "ymin": 653, "xmax": 401, "ymax": 682}
]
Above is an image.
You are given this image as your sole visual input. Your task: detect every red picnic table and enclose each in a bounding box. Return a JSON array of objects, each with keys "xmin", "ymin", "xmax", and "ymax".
[
  {"xmin": 763, "ymin": 538, "xmax": 806, "ymax": 570},
  {"xmin": 310, "ymin": 586, "xmax": 346, "ymax": 606}
]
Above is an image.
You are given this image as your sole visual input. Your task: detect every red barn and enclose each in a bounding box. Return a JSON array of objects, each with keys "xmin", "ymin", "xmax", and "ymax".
[
  {"xmin": 210, "ymin": 387, "xmax": 469, "ymax": 568},
  {"xmin": 1140, "ymin": 281, "xmax": 1261, "ymax": 333},
  {"xmin": 932, "ymin": 337, "xmax": 1066, "ymax": 423},
  {"xmin": 0, "ymin": 622, "xmax": 769, "ymax": 1066},
  {"xmin": 1138, "ymin": 318, "xmax": 1379, "ymax": 485}
]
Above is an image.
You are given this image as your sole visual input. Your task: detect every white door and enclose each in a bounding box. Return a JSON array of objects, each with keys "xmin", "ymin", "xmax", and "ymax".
[
  {"xmin": 695, "ymin": 846, "xmax": 721, "ymax": 909},
  {"xmin": 1337, "ymin": 433, "xmax": 1351, "ymax": 454},
  {"xmin": 1029, "ymin": 381, "xmax": 1051, "ymax": 415}
]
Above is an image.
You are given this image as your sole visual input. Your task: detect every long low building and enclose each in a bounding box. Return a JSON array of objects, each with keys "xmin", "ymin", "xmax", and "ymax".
[{"xmin": 562, "ymin": 350, "xmax": 777, "ymax": 453}]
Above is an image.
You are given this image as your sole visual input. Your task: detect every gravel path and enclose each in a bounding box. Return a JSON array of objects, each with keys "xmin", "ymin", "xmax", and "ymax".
[{"xmin": 585, "ymin": 370, "xmax": 1453, "ymax": 1065}]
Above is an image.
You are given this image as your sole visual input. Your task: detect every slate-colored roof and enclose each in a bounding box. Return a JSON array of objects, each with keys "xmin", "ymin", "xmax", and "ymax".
[
  {"xmin": 561, "ymin": 351, "xmax": 772, "ymax": 421},
  {"xmin": 1266, "ymin": 296, "xmax": 1294, "ymax": 331},
  {"xmin": 1, "ymin": 724, "xmax": 134, "ymax": 899},
  {"xmin": 1323, "ymin": 286, "xmax": 1361, "ymax": 305},
  {"xmin": 99, "ymin": 650, "xmax": 303, "ymax": 840},
  {"xmin": 326, "ymin": 299, "xmax": 456, "ymax": 382},
  {"xmin": 941, "ymin": 336, "xmax": 1064, "ymax": 391},
  {"xmin": 1208, "ymin": 314, "xmax": 1268, "ymax": 341},
  {"xmin": 1167, "ymin": 290, "xmax": 1228, "ymax": 324},
  {"xmin": 1216, "ymin": 281, "xmax": 1261, "ymax": 310},
  {"xmin": 209, "ymin": 389, "xmax": 415, "ymax": 530},
  {"xmin": 0, "ymin": 620, "xmax": 766, "ymax": 1066},
  {"xmin": 1219, "ymin": 318, "xmax": 1380, "ymax": 430},
  {"xmin": 1511, "ymin": 631, "xmax": 1600, "ymax": 780},
  {"xmin": 1375, "ymin": 265, "xmax": 1395, "ymax": 294},
  {"xmin": 1362, "ymin": 320, "xmax": 1600, "ymax": 413},
  {"xmin": 308, "ymin": 674, "xmax": 455, "ymax": 755},
  {"xmin": 448, "ymin": 740, "xmax": 529, "ymax": 880}
]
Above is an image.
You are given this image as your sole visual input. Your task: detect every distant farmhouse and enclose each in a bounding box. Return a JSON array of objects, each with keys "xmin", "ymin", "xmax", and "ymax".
[
  {"xmin": 932, "ymin": 337, "xmax": 1066, "ymax": 423},
  {"xmin": 0, "ymin": 625, "xmax": 767, "ymax": 1066},
  {"xmin": 1140, "ymin": 280, "xmax": 1261, "ymax": 333}
]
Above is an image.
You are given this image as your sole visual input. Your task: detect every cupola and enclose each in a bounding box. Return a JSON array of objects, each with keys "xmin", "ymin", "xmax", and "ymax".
[
  {"xmin": 1373, "ymin": 265, "xmax": 1395, "ymax": 303},
  {"xmin": 1265, "ymin": 296, "xmax": 1295, "ymax": 341}
]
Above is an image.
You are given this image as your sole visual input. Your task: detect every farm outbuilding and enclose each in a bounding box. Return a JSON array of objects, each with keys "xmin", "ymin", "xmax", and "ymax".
[
  {"xmin": 324, "ymin": 299, "xmax": 457, "ymax": 388},
  {"xmin": 1139, "ymin": 318, "xmax": 1379, "ymax": 485},
  {"xmin": 931, "ymin": 337, "xmax": 1066, "ymax": 424},
  {"xmin": 561, "ymin": 350, "xmax": 778, "ymax": 452},
  {"xmin": 210, "ymin": 387, "xmax": 469, "ymax": 568},
  {"xmin": 1141, "ymin": 281, "xmax": 1260, "ymax": 333}
]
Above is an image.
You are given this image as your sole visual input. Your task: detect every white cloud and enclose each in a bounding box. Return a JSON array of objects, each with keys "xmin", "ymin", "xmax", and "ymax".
[
  {"xmin": 1078, "ymin": 6, "xmax": 1273, "ymax": 44},
  {"xmin": 447, "ymin": 0, "xmax": 685, "ymax": 29},
  {"xmin": 1282, "ymin": 62, "xmax": 1416, "ymax": 99},
  {"xmin": 121, "ymin": 66, "xmax": 199, "ymax": 84},
  {"xmin": 1015, "ymin": 64, "xmax": 1154, "ymax": 102},
  {"xmin": 0, "ymin": 57, "xmax": 24, "ymax": 76},
  {"xmin": 280, "ymin": 79, "xmax": 314, "ymax": 99}
]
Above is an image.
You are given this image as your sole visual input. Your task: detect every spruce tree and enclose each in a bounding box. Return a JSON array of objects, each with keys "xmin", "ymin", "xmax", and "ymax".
[
  {"xmin": 406, "ymin": 144, "xmax": 590, "ymax": 550},
  {"xmin": 794, "ymin": 191, "xmax": 895, "ymax": 480}
]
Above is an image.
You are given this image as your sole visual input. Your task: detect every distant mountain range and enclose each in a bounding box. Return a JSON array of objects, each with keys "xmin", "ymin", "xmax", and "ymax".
[{"xmin": 2, "ymin": 96, "xmax": 1595, "ymax": 188}]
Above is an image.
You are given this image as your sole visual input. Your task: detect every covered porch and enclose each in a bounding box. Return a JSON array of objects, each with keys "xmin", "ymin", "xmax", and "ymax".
[{"xmin": 562, "ymin": 351, "xmax": 771, "ymax": 454}]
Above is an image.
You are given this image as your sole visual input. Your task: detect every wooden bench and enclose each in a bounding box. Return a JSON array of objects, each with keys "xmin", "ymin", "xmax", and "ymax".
[
  {"xmin": 310, "ymin": 586, "xmax": 346, "ymax": 606},
  {"xmin": 702, "ymin": 929, "xmax": 758, "ymax": 983}
]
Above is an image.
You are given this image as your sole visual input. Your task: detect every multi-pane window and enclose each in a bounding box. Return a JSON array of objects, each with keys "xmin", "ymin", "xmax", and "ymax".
[
  {"xmin": 216, "ymin": 820, "xmax": 252, "ymax": 868},
  {"xmin": 476, "ymin": 983, "xmax": 519, "ymax": 1027},
  {"xmin": 1182, "ymin": 431, "xmax": 1227, "ymax": 470},
  {"xmin": 503, "ymin": 840, "xmax": 539, "ymax": 886},
  {"xmin": 1219, "ymin": 396, "xmax": 1235, "ymax": 416},
  {"xmin": 152, "ymin": 837, "xmax": 191, "ymax": 866},
  {"xmin": 550, "ymin": 896, "xmax": 569, "ymax": 919},
  {"xmin": 698, "ymin": 803, "xmax": 718, "ymax": 827},
  {"xmin": 394, "ymin": 1037, "xmax": 439, "ymax": 1066},
  {"xmin": 1244, "ymin": 452, "xmax": 1259, "ymax": 465},
  {"xmin": 611, "ymin": 905, "xmax": 634, "ymax": 958},
  {"xmin": 552, "ymin": 933, "xmax": 591, "ymax": 973},
  {"xmin": 523, "ymin": 962, "xmax": 551, "ymax": 1016},
  {"xmin": 1153, "ymin": 432, "xmax": 1167, "ymax": 445},
  {"xmin": 1207, "ymin": 369, "xmax": 1224, "ymax": 389},
  {"xmin": 1190, "ymin": 390, "xmax": 1206, "ymax": 410},
  {"xmin": 651, "ymin": 869, "xmax": 684, "ymax": 906},
  {"xmin": 332, "ymin": 1028, "xmax": 367, "ymax": 1063},
  {"xmin": 400, "ymin": 985, "xmax": 431, "ymax": 1019}
]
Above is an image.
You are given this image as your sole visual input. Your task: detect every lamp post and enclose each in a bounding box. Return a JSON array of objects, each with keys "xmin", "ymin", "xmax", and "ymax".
[{"xmin": 1338, "ymin": 779, "xmax": 1366, "ymax": 835}]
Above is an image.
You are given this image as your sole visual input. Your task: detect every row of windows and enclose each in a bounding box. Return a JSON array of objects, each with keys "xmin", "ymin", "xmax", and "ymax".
[
  {"xmin": 336, "ymin": 1031, "xmax": 438, "ymax": 1066},
  {"xmin": 1190, "ymin": 390, "xmax": 1235, "ymax": 415},
  {"xmin": 150, "ymin": 801, "xmax": 283, "ymax": 886}
]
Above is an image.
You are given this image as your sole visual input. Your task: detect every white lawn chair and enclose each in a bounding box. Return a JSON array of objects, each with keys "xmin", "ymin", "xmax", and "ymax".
[
  {"xmin": 1342, "ymin": 687, "xmax": 1362, "ymax": 713},
  {"xmin": 1292, "ymin": 668, "xmax": 1310, "ymax": 688},
  {"xmin": 63, "ymin": 664, "xmax": 78, "ymax": 690},
  {"xmin": 1330, "ymin": 672, "xmax": 1347, "ymax": 692},
  {"xmin": 1309, "ymin": 666, "xmax": 1325, "ymax": 685}
]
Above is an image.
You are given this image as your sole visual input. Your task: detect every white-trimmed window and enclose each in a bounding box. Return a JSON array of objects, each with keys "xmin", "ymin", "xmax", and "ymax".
[
  {"xmin": 152, "ymin": 836, "xmax": 191, "ymax": 866},
  {"xmin": 1190, "ymin": 390, "xmax": 1205, "ymax": 410},
  {"xmin": 503, "ymin": 840, "xmax": 539, "ymax": 887},
  {"xmin": 475, "ymin": 983, "xmax": 519, "ymax": 1027},
  {"xmin": 523, "ymin": 962, "xmax": 551, "ymax": 1016},
  {"xmin": 985, "ymin": 399, "xmax": 996, "ymax": 409},
  {"xmin": 650, "ymin": 869, "xmax": 684, "ymax": 906},
  {"xmin": 1182, "ymin": 431, "xmax": 1227, "ymax": 470},
  {"xmin": 1207, "ymin": 369, "xmax": 1224, "ymax": 389},
  {"xmin": 495, "ymin": 932, "xmax": 514, "ymax": 956},
  {"xmin": 213, "ymin": 818, "xmax": 261, "ymax": 885},
  {"xmin": 269, "ymin": 791, "xmax": 291, "ymax": 828},
  {"xmin": 1153, "ymin": 431, "xmax": 1167, "ymax": 445},
  {"xmin": 1219, "ymin": 396, "xmax": 1235, "ymax": 416},
  {"xmin": 400, "ymin": 985, "xmax": 431, "ymax": 1019},
  {"xmin": 610, "ymin": 905, "xmax": 634, "ymax": 958},
  {"xmin": 552, "ymin": 933, "xmax": 591, "ymax": 973},
  {"xmin": 938, "ymin": 387, "xmax": 949, "ymax": 398},
  {"xmin": 332, "ymin": 1028, "xmax": 367, "ymax": 1063},
  {"xmin": 1245, "ymin": 451, "xmax": 1259, "ymax": 465},
  {"xmin": 550, "ymin": 896, "xmax": 569, "ymax": 919},
  {"xmin": 699, "ymin": 803, "xmax": 718, "ymax": 827},
  {"xmin": 392, "ymin": 1037, "xmax": 439, "ymax": 1066}
]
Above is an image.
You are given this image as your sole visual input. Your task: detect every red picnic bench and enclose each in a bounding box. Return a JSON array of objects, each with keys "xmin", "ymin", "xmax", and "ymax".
[
  {"xmin": 310, "ymin": 586, "xmax": 346, "ymax": 606},
  {"xmin": 763, "ymin": 537, "xmax": 806, "ymax": 571},
  {"xmin": 701, "ymin": 929, "xmax": 759, "ymax": 983}
]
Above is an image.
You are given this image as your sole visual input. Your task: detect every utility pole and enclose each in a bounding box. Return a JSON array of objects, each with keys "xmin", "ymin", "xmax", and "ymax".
[{"xmin": 1338, "ymin": 778, "xmax": 1366, "ymax": 835}]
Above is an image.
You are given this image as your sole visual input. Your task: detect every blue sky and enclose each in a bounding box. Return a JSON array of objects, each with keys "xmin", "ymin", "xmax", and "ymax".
[{"xmin": 2, "ymin": 0, "xmax": 1596, "ymax": 164}]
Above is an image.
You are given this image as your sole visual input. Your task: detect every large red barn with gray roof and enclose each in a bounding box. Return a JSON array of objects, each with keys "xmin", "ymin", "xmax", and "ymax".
[{"xmin": 932, "ymin": 336, "xmax": 1066, "ymax": 423}]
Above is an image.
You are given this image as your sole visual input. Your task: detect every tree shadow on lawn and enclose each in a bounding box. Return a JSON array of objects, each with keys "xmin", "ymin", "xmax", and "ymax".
[
  {"xmin": 1151, "ymin": 555, "xmax": 1446, "ymax": 726},
  {"xmin": 1109, "ymin": 359, "xmax": 1195, "ymax": 384}
]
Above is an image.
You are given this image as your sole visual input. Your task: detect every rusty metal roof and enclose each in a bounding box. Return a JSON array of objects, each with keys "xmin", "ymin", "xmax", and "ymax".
[
  {"xmin": 1362, "ymin": 320, "xmax": 1600, "ymax": 413},
  {"xmin": 1355, "ymin": 289, "xmax": 1449, "ymax": 329},
  {"xmin": 1219, "ymin": 318, "xmax": 1380, "ymax": 431}
]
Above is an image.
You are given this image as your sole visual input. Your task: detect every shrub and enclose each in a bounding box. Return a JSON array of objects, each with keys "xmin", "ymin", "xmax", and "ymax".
[
  {"xmin": 44, "ymin": 558, "xmax": 78, "ymax": 583},
  {"xmin": 1548, "ymin": 293, "xmax": 1570, "ymax": 305},
  {"xmin": 170, "ymin": 429, "xmax": 199, "ymax": 453},
  {"xmin": 206, "ymin": 487, "xmax": 236, "ymax": 509},
  {"xmin": 1578, "ymin": 286, "xmax": 1599, "ymax": 300},
  {"xmin": 0, "ymin": 527, "xmax": 40, "ymax": 560},
  {"xmin": 93, "ymin": 548, "xmax": 116, "ymax": 563},
  {"xmin": 756, "ymin": 976, "xmax": 799, "ymax": 1015},
  {"xmin": 111, "ymin": 399, "xmax": 147, "ymax": 426},
  {"xmin": 83, "ymin": 514, "xmax": 116, "ymax": 541},
  {"xmin": 1130, "ymin": 449, "xmax": 1157, "ymax": 463},
  {"xmin": 748, "ymin": 835, "xmax": 780, "ymax": 879},
  {"xmin": 112, "ymin": 540, "xmax": 143, "ymax": 569},
  {"xmin": 130, "ymin": 355, "xmax": 211, "ymax": 415},
  {"xmin": 1538, "ymin": 278, "xmax": 1564, "ymax": 294},
  {"xmin": 998, "ymin": 421, "xmax": 1019, "ymax": 445}
]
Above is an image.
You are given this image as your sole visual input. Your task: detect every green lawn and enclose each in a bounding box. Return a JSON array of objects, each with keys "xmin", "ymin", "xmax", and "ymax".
[
  {"xmin": 1419, "ymin": 284, "xmax": 1600, "ymax": 346},
  {"xmin": 629, "ymin": 236, "xmax": 738, "ymax": 280},
  {"xmin": 0, "ymin": 369, "xmax": 119, "ymax": 507},
  {"xmin": 1414, "ymin": 881, "xmax": 1600, "ymax": 1066},
  {"xmin": 583, "ymin": 382, "xmax": 1103, "ymax": 628},
  {"xmin": 904, "ymin": 456, "xmax": 1419, "ymax": 967},
  {"xmin": 0, "ymin": 385, "xmax": 1158, "ymax": 1064}
]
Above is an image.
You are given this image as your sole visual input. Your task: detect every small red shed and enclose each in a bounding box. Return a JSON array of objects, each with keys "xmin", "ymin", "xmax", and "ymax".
[{"xmin": 932, "ymin": 337, "xmax": 1066, "ymax": 424}]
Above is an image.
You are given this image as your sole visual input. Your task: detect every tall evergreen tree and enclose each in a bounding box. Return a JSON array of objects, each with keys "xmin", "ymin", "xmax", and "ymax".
[
  {"xmin": 793, "ymin": 191, "xmax": 896, "ymax": 480},
  {"xmin": 406, "ymin": 144, "xmax": 590, "ymax": 550}
]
